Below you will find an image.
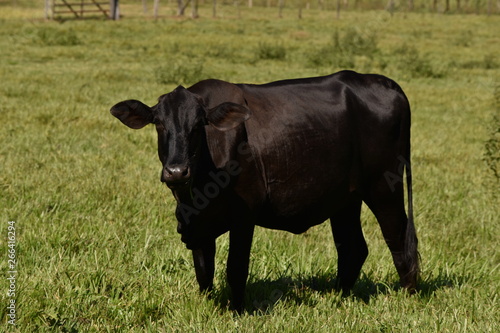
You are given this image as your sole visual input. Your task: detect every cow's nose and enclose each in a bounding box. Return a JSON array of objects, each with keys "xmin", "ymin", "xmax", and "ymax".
[{"xmin": 163, "ymin": 165, "xmax": 191, "ymax": 184}]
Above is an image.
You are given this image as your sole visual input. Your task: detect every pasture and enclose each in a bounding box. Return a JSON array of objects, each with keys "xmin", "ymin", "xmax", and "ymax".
[{"xmin": 0, "ymin": 1, "xmax": 499, "ymax": 331}]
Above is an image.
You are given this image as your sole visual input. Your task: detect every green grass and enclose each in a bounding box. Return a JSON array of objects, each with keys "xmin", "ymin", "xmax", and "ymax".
[{"xmin": 1, "ymin": 2, "xmax": 499, "ymax": 332}]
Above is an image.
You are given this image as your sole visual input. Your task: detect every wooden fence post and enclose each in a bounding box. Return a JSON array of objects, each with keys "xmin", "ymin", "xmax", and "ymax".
[
  {"xmin": 45, "ymin": 0, "xmax": 50, "ymax": 19},
  {"xmin": 154, "ymin": 0, "xmax": 160, "ymax": 18},
  {"xmin": 110, "ymin": 0, "xmax": 120, "ymax": 20}
]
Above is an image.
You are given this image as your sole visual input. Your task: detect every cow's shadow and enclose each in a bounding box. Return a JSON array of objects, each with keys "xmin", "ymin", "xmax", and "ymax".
[{"xmin": 208, "ymin": 271, "xmax": 466, "ymax": 314}]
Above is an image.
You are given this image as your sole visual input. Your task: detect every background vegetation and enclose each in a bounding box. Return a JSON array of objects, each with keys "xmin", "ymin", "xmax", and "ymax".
[{"xmin": 0, "ymin": 1, "xmax": 499, "ymax": 331}]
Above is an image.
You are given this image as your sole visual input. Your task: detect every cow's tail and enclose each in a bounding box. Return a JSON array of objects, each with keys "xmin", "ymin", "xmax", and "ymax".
[{"xmin": 403, "ymin": 108, "xmax": 420, "ymax": 290}]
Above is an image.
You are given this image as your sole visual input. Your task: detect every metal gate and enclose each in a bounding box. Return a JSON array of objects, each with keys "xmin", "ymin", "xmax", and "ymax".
[{"xmin": 45, "ymin": 0, "xmax": 120, "ymax": 20}]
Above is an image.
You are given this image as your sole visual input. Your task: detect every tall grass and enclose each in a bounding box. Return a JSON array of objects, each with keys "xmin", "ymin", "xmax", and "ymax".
[{"xmin": 0, "ymin": 2, "xmax": 499, "ymax": 332}]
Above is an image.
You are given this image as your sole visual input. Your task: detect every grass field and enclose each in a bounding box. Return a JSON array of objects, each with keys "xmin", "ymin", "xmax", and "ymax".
[{"xmin": 0, "ymin": 1, "xmax": 499, "ymax": 332}]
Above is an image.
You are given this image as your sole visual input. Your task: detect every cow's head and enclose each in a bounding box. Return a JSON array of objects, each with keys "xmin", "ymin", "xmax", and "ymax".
[
  {"xmin": 110, "ymin": 86, "xmax": 250, "ymax": 246},
  {"xmin": 111, "ymin": 86, "xmax": 250, "ymax": 189}
]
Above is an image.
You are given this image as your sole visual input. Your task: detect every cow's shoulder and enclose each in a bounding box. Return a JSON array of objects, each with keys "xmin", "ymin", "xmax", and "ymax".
[{"xmin": 188, "ymin": 79, "xmax": 246, "ymax": 108}]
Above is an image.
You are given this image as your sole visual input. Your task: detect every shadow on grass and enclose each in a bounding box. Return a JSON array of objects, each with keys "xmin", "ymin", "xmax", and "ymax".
[{"xmin": 208, "ymin": 270, "xmax": 468, "ymax": 314}]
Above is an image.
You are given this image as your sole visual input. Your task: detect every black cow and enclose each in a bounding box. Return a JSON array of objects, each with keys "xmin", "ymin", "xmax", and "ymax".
[{"xmin": 110, "ymin": 71, "xmax": 419, "ymax": 312}]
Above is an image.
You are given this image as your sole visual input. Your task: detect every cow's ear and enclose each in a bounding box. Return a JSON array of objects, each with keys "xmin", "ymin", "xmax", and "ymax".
[
  {"xmin": 207, "ymin": 102, "xmax": 251, "ymax": 131},
  {"xmin": 110, "ymin": 100, "xmax": 154, "ymax": 129}
]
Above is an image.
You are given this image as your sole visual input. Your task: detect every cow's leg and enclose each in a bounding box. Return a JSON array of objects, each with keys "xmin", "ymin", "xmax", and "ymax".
[
  {"xmin": 363, "ymin": 178, "xmax": 418, "ymax": 291},
  {"xmin": 330, "ymin": 195, "xmax": 368, "ymax": 293},
  {"xmin": 192, "ymin": 239, "xmax": 216, "ymax": 293},
  {"xmin": 227, "ymin": 221, "xmax": 254, "ymax": 313}
]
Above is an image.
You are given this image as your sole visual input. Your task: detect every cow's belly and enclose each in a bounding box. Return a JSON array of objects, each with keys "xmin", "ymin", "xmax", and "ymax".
[
  {"xmin": 256, "ymin": 139, "xmax": 352, "ymax": 233},
  {"xmin": 255, "ymin": 180, "xmax": 351, "ymax": 233},
  {"xmin": 253, "ymin": 125, "xmax": 352, "ymax": 231}
]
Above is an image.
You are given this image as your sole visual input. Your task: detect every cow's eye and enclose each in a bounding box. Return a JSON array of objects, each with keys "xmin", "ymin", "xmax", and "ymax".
[
  {"xmin": 197, "ymin": 118, "xmax": 208, "ymax": 129},
  {"xmin": 189, "ymin": 122, "xmax": 204, "ymax": 134}
]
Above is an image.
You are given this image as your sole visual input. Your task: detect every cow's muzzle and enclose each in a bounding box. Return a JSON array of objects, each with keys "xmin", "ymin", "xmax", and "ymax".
[{"xmin": 161, "ymin": 164, "xmax": 191, "ymax": 189}]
